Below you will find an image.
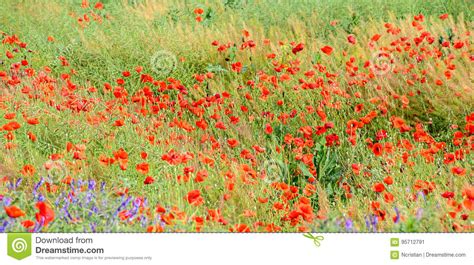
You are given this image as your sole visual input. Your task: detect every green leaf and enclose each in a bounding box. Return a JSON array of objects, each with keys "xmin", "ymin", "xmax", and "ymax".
[
  {"xmin": 206, "ymin": 64, "xmax": 228, "ymax": 73},
  {"xmin": 298, "ymin": 163, "xmax": 313, "ymax": 178}
]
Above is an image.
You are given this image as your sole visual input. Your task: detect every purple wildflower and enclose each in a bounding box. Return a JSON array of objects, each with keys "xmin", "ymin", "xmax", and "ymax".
[
  {"xmin": 114, "ymin": 196, "xmax": 132, "ymax": 218},
  {"xmin": 85, "ymin": 192, "xmax": 93, "ymax": 205},
  {"xmin": 418, "ymin": 191, "xmax": 426, "ymax": 202},
  {"xmin": 15, "ymin": 178, "xmax": 23, "ymax": 189},
  {"xmin": 394, "ymin": 207, "xmax": 400, "ymax": 224},
  {"xmin": 0, "ymin": 220, "xmax": 9, "ymax": 232},
  {"xmin": 32, "ymin": 217, "xmax": 45, "ymax": 232},
  {"xmin": 365, "ymin": 216, "xmax": 371, "ymax": 231},
  {"xmin": 416, "ymin": 208, "xmax": 423, "ymax": 220},
  {"xmin": 33, "ymin": 177, "xmax": 44, "ymax": 197},
  {"xmin": 90, "ymin": 222, "xmax": 97, "ymax": 232},
  {"xmin": 3, "ymin": 197, "xmax": 12, "ymax": 206},
  {"xmin": 345, "ymin": 218, "xmax": 353, "ymax": 232},
  {"xmin": 371, "ymin": 215, "xmax": 378, "ymax": 232},
  {"xmin": 88, "ymin": 180, "xmax": 96, "ymax": 190}
]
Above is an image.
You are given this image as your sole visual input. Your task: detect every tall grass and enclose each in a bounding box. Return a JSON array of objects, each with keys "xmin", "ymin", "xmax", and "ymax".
[{"xmin": 0, "ymin": 0, "xmax": 472, "ymax": 232}]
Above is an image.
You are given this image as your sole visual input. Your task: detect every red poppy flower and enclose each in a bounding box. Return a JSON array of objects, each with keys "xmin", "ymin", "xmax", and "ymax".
[
  {"xmin": 21, "ymin": 164, "xmax": 35, "ymax": 176},
  {"xmin": 186, "ymin": 190, "xmax": 204, "ymax": 206},
  {"xmin": 321, "ymin": 45, "xmax": 333, "ymax": 55},
  {"xmin": 441, "ymin": 191, "xmax": 455, "ymax": 199},
  {"xmin": 196, "ymin": 119, "xmax": 208, "ymax": 130},
  {"xmin": 264, "ymin": 123, "xmax": 273, "ymax": 134},
  {"xmin": 4, "ymin": 205, "xmax": 25, "ymax": 218},
  {"xmin": 371, "ymin": 34, "xmax": 381, "ymax": 42},
  {"xmin": 375, "ymin": 130, "xmax": 387, "ymax": 141},
  {"xmin": 372, "ymin": 183, "xmax": 385, "ymax": 193},
  {"xmin": 347, "ymin": 34, "xmax": 356, "ymax": 44},
  {"xmin": 462, "ymin": 186, "xmax": 473, "ymax": 211},
  {"xmin": 136, "ymin": 162, "xmax": 149, "ymax": 175},
  {"xmin": 21, "ymin": 220, "xmax": 35, "ymax": 228},
  {"xmin": 144, "ymin": 176, "xmax": 155, "ymax": 185},
  {"xmin": 439, "ymin": 13, "xmax": 448, "ymax": 20},
  {"xmin": 233, "ymin": 224, "xmax": 250, "ymax": 232},
  {"xmin": 444, "ymin": 153, "xmax": 455, "ymax": 164},
  {"xmin": 384, "ymin": 192, "xmax": 394, "ymax": 203},
  {"xmin": 2, "ymin": 121, "xmax": 21, "ymax": 131},
  {"xmin": 453, "ymin": 41, "xmax": 464, "ymax": 49},
  {"xmin": 114, "ymin": 148, "xmax": 128, "ymax": 160},
  {"xmin": 372, "ymin": 143, "xmax": 383, "ymax": 156},
  {"xmin": 35, "ymin": 202, "xmax": 55, "ymax": 226},
  {"xmin": 292, "ymin": 43, "xmax": 304, "ymax": 54},
  {"xmin": 231, "ymin": 62, "xmax": 243, "ymax": 73},
  {"xmin": 94, "ymin": 2, "xmax": 103, "ymax": 10},
  {"xmin": 273, "ymin": 202, "xmax": 284, "ymax": 210},
  {"xmin": 215, "ymin": 121, "xmax": 226, "ymax": 130},
  {"xmin": 26, "ymin": 118, "xmax": 39, "ymax": 125},
  {"xmin": 113, "ymin": 119, "xmax": 125, "ymax": 127},
  {"xmin": 4, "ymin": 113, "xmax": 15, "ymax": 119},
  {"xmin": 463, "ymin": 199, "xmax": 473, "ymax": 211},
  {"xmin": 194, "ymin": 8, "xmax": 204, "ymax": 15},
  {"xmin": 119, "ymin": 210, "xmax": 132, "ymax": 220},
  {"xmin": 227, "ymin": 138, "xmax": 239, "ymax": 148},
  {"xmin": 383, "ymin": 176, "xmax": 393, "ymax": 185},
  {"xmin": 194, "ymin": 170, "xmax": 208, "ymax": 183},
  {"xmin": 325, "ymin": 133, "xmax": 340, "ymax": 146},
  {"xmin": 451, "ymin": 167, "xmax": 466, "ymax": 176}
]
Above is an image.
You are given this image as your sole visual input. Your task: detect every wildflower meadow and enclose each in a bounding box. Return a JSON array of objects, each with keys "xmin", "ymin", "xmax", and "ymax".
[{"xmin": 0, "ymin": 0, "xmax": 473, "ymax": 233}]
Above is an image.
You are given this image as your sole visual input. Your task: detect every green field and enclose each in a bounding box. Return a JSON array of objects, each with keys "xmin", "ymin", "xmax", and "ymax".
[{"xmin": 0, "ymin": 0, "xmax": 472, "ymax": 232}]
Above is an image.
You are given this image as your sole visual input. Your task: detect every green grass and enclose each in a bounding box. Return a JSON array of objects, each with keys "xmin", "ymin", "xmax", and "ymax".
[{"xmin": 0, "ymin": 0, "xmax": 472, "ymax": 232}]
